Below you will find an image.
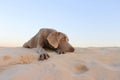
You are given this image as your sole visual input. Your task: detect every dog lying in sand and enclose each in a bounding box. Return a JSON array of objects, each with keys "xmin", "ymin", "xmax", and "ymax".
[{"xmin": 23, "ymin": 28, "xmax": 74, "ymax": 60}]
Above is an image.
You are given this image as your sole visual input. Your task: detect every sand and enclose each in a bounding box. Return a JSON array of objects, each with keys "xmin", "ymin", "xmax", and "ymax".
[{"xmin": 0, "ymin": 47, "xmax": 120, "ymax": 80}]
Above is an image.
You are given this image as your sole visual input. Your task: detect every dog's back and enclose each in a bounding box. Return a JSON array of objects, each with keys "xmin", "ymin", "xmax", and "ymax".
[{"xmin": 23, "ymin": 28, "xmax": 56, "ymax": 48}]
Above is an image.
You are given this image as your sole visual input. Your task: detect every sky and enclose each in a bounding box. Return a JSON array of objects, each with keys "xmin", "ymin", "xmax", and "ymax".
[{"xmin": 0, "ymin": 0, "xmax": 120, "ymax": 47}]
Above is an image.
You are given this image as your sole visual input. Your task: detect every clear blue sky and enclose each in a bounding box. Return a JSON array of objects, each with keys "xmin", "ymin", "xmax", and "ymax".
[{"xmin": 0, "ymin": 0, "xmax": 120, "ymax": 47}]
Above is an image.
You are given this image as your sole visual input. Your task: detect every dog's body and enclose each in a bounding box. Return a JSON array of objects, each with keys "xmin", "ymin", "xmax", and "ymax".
[{"xmin": 23, "ymin": 28, "xmax": 74, "ymax": 60}]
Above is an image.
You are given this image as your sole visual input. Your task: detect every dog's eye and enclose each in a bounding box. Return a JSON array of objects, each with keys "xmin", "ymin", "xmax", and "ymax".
[{"xmin": 66, "ymin": 38, "xmax": 69, "ymax": 41}]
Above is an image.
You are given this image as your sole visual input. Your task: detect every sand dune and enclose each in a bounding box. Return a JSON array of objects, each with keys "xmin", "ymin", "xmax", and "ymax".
[{"xmin": 0, "ymin": 47, "xmax": 120, "ymax": 80}]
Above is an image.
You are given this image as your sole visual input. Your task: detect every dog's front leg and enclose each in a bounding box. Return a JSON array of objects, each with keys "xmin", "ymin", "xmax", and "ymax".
[{"xmin": 37, "ymin": 32, "xmax": 50, "ymax": 60}]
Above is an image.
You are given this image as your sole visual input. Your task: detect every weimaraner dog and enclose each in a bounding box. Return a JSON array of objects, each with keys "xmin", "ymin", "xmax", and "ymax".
[{"xmin": 23, "ymin": 28, "xmax": 74, "ymax": 60}]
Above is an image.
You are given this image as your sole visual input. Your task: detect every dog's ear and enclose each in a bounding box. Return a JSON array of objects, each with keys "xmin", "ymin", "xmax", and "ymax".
[{"xmin": 47, "ymin": 32, "xmax": 62, "ymax": 48}]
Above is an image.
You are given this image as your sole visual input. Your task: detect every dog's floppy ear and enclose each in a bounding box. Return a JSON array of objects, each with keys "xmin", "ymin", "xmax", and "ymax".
[{"xmin": 47, "ymin": 32, "xmax": 62, "ymax": 48}]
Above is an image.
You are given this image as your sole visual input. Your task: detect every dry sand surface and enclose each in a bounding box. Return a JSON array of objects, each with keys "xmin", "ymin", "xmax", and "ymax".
[{"xmin": 0, "ymin": 47, "xmax": 120, "ymax": 80}]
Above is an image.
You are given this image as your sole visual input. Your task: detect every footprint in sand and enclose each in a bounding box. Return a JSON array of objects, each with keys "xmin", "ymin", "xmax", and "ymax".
[
  {"xmin": 74, "ymin": 64, "xmax": 88, "ymax": 74},
  {"xmin": 3, "ymin": 56, "xmax": 11, "ymax": 61}
]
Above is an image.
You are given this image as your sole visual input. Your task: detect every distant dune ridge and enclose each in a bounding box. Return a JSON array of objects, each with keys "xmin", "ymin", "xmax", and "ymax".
[{"xmin": 0, "ymin": 47, "xmax": 120, "ymax": 80}]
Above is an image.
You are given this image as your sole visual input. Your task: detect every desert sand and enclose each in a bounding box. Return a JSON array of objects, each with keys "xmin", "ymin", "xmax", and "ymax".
[{"xmin": 0, "ymin": 47, "xmax": 120, "ymax": 80}]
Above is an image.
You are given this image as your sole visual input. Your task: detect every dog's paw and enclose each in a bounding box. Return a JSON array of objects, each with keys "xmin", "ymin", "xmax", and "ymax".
[
  {"xmin": 56, "ymin": 49, "xmax": 65, "ymax": 54},
  {"xmin": 39, "ymin": 53, "xmax": 50, "ymax": 60}
]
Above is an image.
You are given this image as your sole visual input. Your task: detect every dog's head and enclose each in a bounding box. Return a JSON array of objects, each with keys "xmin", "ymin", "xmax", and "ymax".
[{"xmin": 47, "ymin": 32, "xmax": 74, "ymax": 52}]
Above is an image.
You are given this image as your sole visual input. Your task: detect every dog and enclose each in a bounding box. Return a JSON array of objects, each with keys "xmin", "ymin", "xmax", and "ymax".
[{"xmin": 23, "ymin": 28, "xmax": 74, "ymax": 60}]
